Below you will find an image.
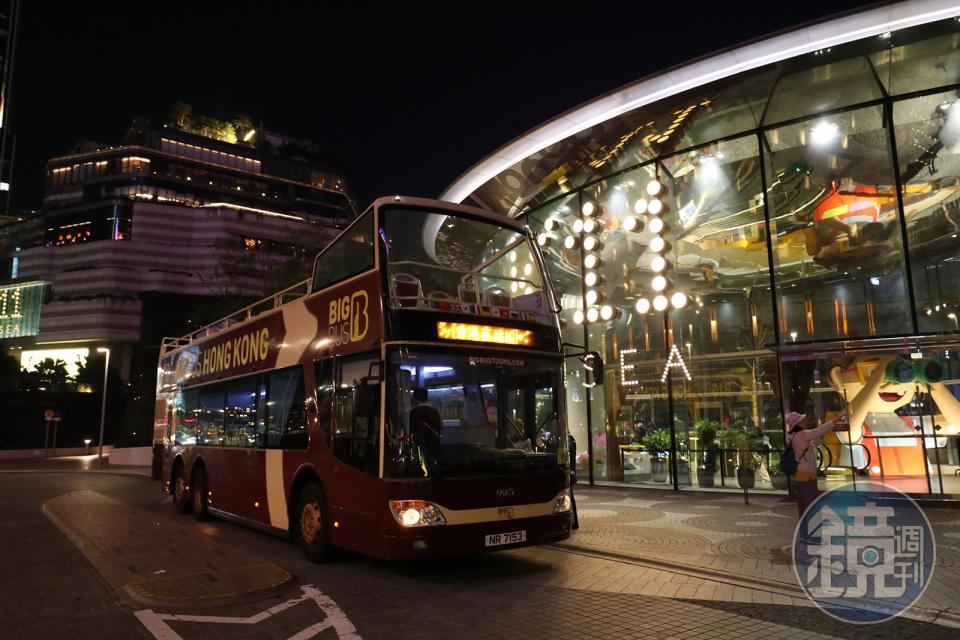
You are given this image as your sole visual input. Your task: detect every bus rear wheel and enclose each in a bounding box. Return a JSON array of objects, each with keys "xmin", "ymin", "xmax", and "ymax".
[
  {"xmin": 172, "ymin": 463, "xmax": 192, "ymax": 514},
  {"xmin": 192, "ymin": 466, "xmax": 210, "ymax": 521},
  {"xmin": 296, "ymin": 483, "xmax": 329, "ymax": 563}
]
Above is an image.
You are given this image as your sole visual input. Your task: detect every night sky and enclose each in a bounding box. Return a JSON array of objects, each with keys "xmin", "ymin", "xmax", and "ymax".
[{"xmin": 12, "ymin": 0, "xmax": 876, "ymax": 211}]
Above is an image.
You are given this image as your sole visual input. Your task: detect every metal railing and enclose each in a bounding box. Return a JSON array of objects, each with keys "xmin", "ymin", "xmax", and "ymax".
[{"xmin": 160, "ymin": 278, "xmax": 310, "ymax": 356}]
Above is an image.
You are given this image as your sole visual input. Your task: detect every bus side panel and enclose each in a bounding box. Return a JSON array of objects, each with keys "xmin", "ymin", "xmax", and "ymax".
[
  {"xmin": 324, "ymin": 463, "xmax": 383, "ymax": 553},
  {"xmin": 283, "ymin": 447, "xmax": 384, "ymax": 554},
  {"xmin": 204, "ymin": 447, "xmax": 270, "ymax": 524}
]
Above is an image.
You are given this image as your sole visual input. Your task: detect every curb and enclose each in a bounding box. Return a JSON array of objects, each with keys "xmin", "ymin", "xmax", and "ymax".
[
  {"xmin": 121, "ymin": 564, "xmax": 299, "ymax": 611},
  {"xmin": 553, "ymin": 542, "xmax": 960, "ymax": 629},
  {"xmin": 0, "ymin": 469, "xmax": 152, "ymax": 480},
  {"xmin": 41, "ymin": 495, "xmax": 298, "ymax": 610}
]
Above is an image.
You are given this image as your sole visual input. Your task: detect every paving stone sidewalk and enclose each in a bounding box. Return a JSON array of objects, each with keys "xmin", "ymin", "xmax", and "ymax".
[
  {"xmin": 42, "ymin": 490, "xmax": 297, "ymax": 609},
  {"xmin": 560, "ymin": 484, "xmax": 960, "ymax": 622}
]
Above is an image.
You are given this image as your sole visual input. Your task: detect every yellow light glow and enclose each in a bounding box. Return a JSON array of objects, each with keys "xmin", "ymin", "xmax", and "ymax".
[
  {"xmin": 21, "ymin": 348, "xmax": 89, "ymax": 378},
  {"xmin": 437, "ymin": 322, "xmax": 533, "ymax": 346}
]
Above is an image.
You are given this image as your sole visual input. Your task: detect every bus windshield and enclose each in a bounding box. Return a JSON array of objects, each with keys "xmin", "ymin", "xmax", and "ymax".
[
  {"xmin": 384, "ymin": 347, "xmax": 567, "ymax": 479},
  {"xmin": 381, "ymin": 207, "xmax": 551, "ymax": 324}
]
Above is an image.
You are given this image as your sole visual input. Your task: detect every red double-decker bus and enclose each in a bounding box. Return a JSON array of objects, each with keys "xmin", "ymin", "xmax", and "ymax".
[{"xmin": 155, "ymin": 196, "xmax": 573, "ymax": 560}]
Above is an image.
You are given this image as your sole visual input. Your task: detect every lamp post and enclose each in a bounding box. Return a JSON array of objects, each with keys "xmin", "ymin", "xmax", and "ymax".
[{"xmin": 96, "ymin": 347, "xmax": 110, "ymax": 470}]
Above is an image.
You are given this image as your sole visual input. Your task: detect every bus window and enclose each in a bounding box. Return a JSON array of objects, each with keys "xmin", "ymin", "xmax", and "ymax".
[
  {"xmin": 312, "ymin": 210, "xmax": 374, "ymax": 292},
  {"xmin": 315, "ymin": 359, "xmax": 334, "ymax": 446},
  {"xmin": 385, "ymin": 349, "xmax": 566, "ymax": 479},
  {"xmin": 174, "ymin": 390, "xmax": 199, "ymax": 445},
  {"xmin": 198, "ymin": 387, "xmax": 225, "ymax": 446},
  {"xmin": 333, "ymin": 354, "xmax": 381, "ymax": 475},
  {"xmin": 224, "ymin": 377, "xmax": 258, "ymax": 447},
  {"xmin": 266, "ymin": 366, "xmax": 308, "ymax": 450},
  {"xmin": 504, "ymin": 388, "xmax": 527, "ymax": 448}
]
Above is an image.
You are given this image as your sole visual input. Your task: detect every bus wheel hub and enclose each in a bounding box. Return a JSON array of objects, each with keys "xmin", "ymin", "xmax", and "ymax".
[{"xmin": 300, "ymin": 501, "xmax": 321, "ymax": 543}]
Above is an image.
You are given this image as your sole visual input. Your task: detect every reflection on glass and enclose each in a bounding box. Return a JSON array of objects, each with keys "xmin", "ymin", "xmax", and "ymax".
[
  {"xmin": 526, "ymin": 194, "xmax": 590, "ymax": 476},
  {"xmin": 766, "ymin": 106, "xmax": 911, "ymax": 341},
  {"xmin": 763, "ymin": 56, "xmax": 885, "ymax": 126},
  {"xmin": 893, "ymin": 89, "xmax": 960, "ymax": 334},
  {"xmin": 384, "ymin": 348, "xmax": 566, "ymax": 478},
  {"xmin": 782, "ymin": 349, "xmax": 960, "ymax": 496},
  {"xmin": 381, "ymin": 207, "xmax": 549, "ymax": 324},
  {"xmin": 872, "ymin": 20, "xmax": 960, "ymax": 96}
]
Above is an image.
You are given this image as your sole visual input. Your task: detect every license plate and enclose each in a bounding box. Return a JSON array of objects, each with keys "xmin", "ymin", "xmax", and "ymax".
[{"xmin": 485, "ymin": 530, "xmax": 526, "ymax": 547}]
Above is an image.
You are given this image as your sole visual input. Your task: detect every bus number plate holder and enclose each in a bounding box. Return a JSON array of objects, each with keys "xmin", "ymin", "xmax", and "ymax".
[{"xmin": 485, "ymin": 530, "xmax": 526, "ymax": 547}]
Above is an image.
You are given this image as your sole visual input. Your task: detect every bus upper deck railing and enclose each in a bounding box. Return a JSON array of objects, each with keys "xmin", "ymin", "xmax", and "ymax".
[{"xmin": 160, "ymin": 278, "xmax": 311, "ymax": 356}]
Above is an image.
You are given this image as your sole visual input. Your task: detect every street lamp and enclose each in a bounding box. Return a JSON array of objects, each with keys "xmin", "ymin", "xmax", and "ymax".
[{"xmin": 96, "ymin": 347, "xmax": 110, "ymax": 470}]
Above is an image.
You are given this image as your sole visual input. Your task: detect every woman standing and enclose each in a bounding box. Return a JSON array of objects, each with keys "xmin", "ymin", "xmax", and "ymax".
[{"xmin": 785, "ymin": 410, "xmax": 847, "ymax": 518}]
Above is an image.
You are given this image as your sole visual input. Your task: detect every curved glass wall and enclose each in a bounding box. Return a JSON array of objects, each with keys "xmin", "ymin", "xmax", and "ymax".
[{"xmin": 513, "ymin": 16, "xmax": 960, "ymax": 497}]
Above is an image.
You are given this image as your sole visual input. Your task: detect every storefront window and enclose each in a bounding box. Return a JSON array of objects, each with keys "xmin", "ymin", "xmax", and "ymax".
[
  {"xmin": 872, "ymin": 20, "xmax": 960, "ymax": 97},
  {"xmin": 762, "ymin": 55, "xmax": 885, "ymax": 127},
  {"xmin": 765, "ymin": 105, "xmax": 912, "ymax": 342},
  {"xmin": 780, "ymin": 348, "xmax": 960, "ymax": 497},
  {"xmin": 893, "ymin": 89, "xmax": 960, "ymax": 334}
]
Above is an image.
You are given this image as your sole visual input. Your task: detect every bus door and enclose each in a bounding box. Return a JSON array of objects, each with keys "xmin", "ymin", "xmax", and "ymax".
[
  {"xmin": 329, "ymin": 353, "xmax": 382, "ymax": 551},
  {"xmin": 500, "ymin": 373, "xmax": 559, "ymax": 452}
]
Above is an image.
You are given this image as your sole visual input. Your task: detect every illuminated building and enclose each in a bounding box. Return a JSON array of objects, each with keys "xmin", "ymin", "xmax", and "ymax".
[
  {"xmin": 445, "ymin": 2, "xmax": 960, "ymax": 498},
  {"xmin": 0, "ymin": 0, "xmax": 20, "ymax": 212},
  {"xmin": 0, "ymin": 115, "xmax": 356, "ymax": 385}
]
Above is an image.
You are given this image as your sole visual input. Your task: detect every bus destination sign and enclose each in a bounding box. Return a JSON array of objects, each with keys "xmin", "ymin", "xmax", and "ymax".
[{"xmin": 437, "ymin": 321, "xmax": 533, "ymax": 346}]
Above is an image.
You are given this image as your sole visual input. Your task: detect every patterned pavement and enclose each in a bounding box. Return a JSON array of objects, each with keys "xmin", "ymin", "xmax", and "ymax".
[{"xmin": 561, "ymin": 484, "xmax": 960, "ymax": 619}]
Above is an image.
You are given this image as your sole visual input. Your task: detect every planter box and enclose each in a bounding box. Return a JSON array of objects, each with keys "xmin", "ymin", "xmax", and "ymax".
[
  {"xmin": 697, "ymin": 468, "xmax": 716, "ymax": 487},
  {"xmin": 650, "ymin": 459, "xmax": 668, "ymax": 482},
  {"xmin": 737, "ymin": 467, "xmax": 756, "ymax": 489}
]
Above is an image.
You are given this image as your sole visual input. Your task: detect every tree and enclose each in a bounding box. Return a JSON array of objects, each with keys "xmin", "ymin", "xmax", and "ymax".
[
  {"xmin": 0, "ymin": 341, "xmax": 20, "ymax": 377},
  {"xmin": 232, "ymin": 114, "xmax": 254, "ymax": 145},
  {"xmin": 32, "ymin": 358, "xmax": 70, "ymax": 390},
  {"xmin": 170, "ymin": 102, "xmax": 194, "ymax": 129},
  {"xmin": 0, "ymin": 341, "xmax": 21, "ymax": 391}
]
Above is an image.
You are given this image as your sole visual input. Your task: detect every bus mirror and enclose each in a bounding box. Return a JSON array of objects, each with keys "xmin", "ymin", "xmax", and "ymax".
[
  {"xmin": 586, "ymin": 352, "xmax": 604, "ymax": 386},
  {"xmin": 353, "ymin": 380, "xmax": 380, "ymax": 418}
]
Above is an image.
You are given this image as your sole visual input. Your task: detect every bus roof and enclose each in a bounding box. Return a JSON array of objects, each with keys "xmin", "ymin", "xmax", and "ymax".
[
  {"xmin": 161, "ymin": 196, "xmax": 529, "ymax": 358},
  {"xmin": 371, "ymin": 195, "xmax": 526, "ymax": 232}
]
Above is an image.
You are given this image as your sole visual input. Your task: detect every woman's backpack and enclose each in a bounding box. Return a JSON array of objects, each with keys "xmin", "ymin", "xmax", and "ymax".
[{"xmin": 780, "ymin": 438, "xmax": 808, "ymax": 476}]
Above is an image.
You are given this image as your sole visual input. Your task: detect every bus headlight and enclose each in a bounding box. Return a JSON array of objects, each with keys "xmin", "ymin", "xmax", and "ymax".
[
  {"xmin": 389, "ymin": 500, "xmax": 447, "ymax": 527},
  {"xmin": 554, "ymin": 490, "xmax": 572, "ymax": 514}
]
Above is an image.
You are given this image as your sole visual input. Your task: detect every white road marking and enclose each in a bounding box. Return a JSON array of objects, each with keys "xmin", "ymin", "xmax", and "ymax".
[{"xmin": 135, "ymin": 584, "xmax": 361, "ymax": 639}]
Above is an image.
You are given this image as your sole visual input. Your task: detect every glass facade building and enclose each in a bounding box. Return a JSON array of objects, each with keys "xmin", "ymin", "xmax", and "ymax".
[{"xmin": 445, "ymin": 5, "xmax": 960, "ymax": 498}]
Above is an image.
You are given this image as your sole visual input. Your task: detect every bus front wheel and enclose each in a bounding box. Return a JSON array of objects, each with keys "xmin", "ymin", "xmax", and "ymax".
[
  {"xmin": 296, "ymin": 483, "xmax": 329, "ymax": 563},
  {"xmin": 192, "ymin": 466, "xmax": 210, "ymax": 521},
  {"xmin": 172, "ymin": 463, "xmax": 192, "ymax": 515}
]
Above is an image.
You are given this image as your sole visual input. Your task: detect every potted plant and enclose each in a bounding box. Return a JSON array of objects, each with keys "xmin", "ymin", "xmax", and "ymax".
[
  {"xmin": 694, "ymin": 419, "xmax": 720, "ymax": 488},
  {"xmin": 727, "ymin": 422, "xmax": 762, "ymax": 489},
  {"xmin": 769, "ymin": 456, "xmax": 789, "ymax": 490},
  {"xmin": 643, "ymin": 428, "xmax": 671, "ymax": 482}
]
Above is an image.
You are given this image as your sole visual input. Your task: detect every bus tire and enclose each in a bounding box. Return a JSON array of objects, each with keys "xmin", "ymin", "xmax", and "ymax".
[
  {"xmin": 191, "ymin": 465, "xmax": 210, "ymax": 521},
  {"xmin": 172, "ymin": 462, "xmax": 192, "ymax": 515},
  {"xmin": 296, "ymin": 483, "xmax": 329, "ymax": 563}
]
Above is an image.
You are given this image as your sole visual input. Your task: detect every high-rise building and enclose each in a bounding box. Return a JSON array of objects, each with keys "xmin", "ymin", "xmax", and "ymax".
[
  {"xmin": 0, "ymin": 0, "xmax": 20, "ymax": 212},
  {"xmin": 1, "ymin": 114, "xmax": 356, "ymax": 383}
]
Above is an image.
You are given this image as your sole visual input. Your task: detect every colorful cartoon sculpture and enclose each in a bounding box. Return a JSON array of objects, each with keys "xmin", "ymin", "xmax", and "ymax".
[{"xmin": 827, "ymin": 354, "xmax": 960, "ymax": 476}]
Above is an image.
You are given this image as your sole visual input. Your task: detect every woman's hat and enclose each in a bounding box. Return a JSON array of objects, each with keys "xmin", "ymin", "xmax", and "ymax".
[{"xmin": 785, "ymin": 411, "xmax": 807, "ymax": 429}]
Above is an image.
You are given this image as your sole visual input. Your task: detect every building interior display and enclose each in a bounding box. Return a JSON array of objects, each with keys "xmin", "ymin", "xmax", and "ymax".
[{"xmin": 449, "ymin": 10, "xmax": 960, "ymax": 497}]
